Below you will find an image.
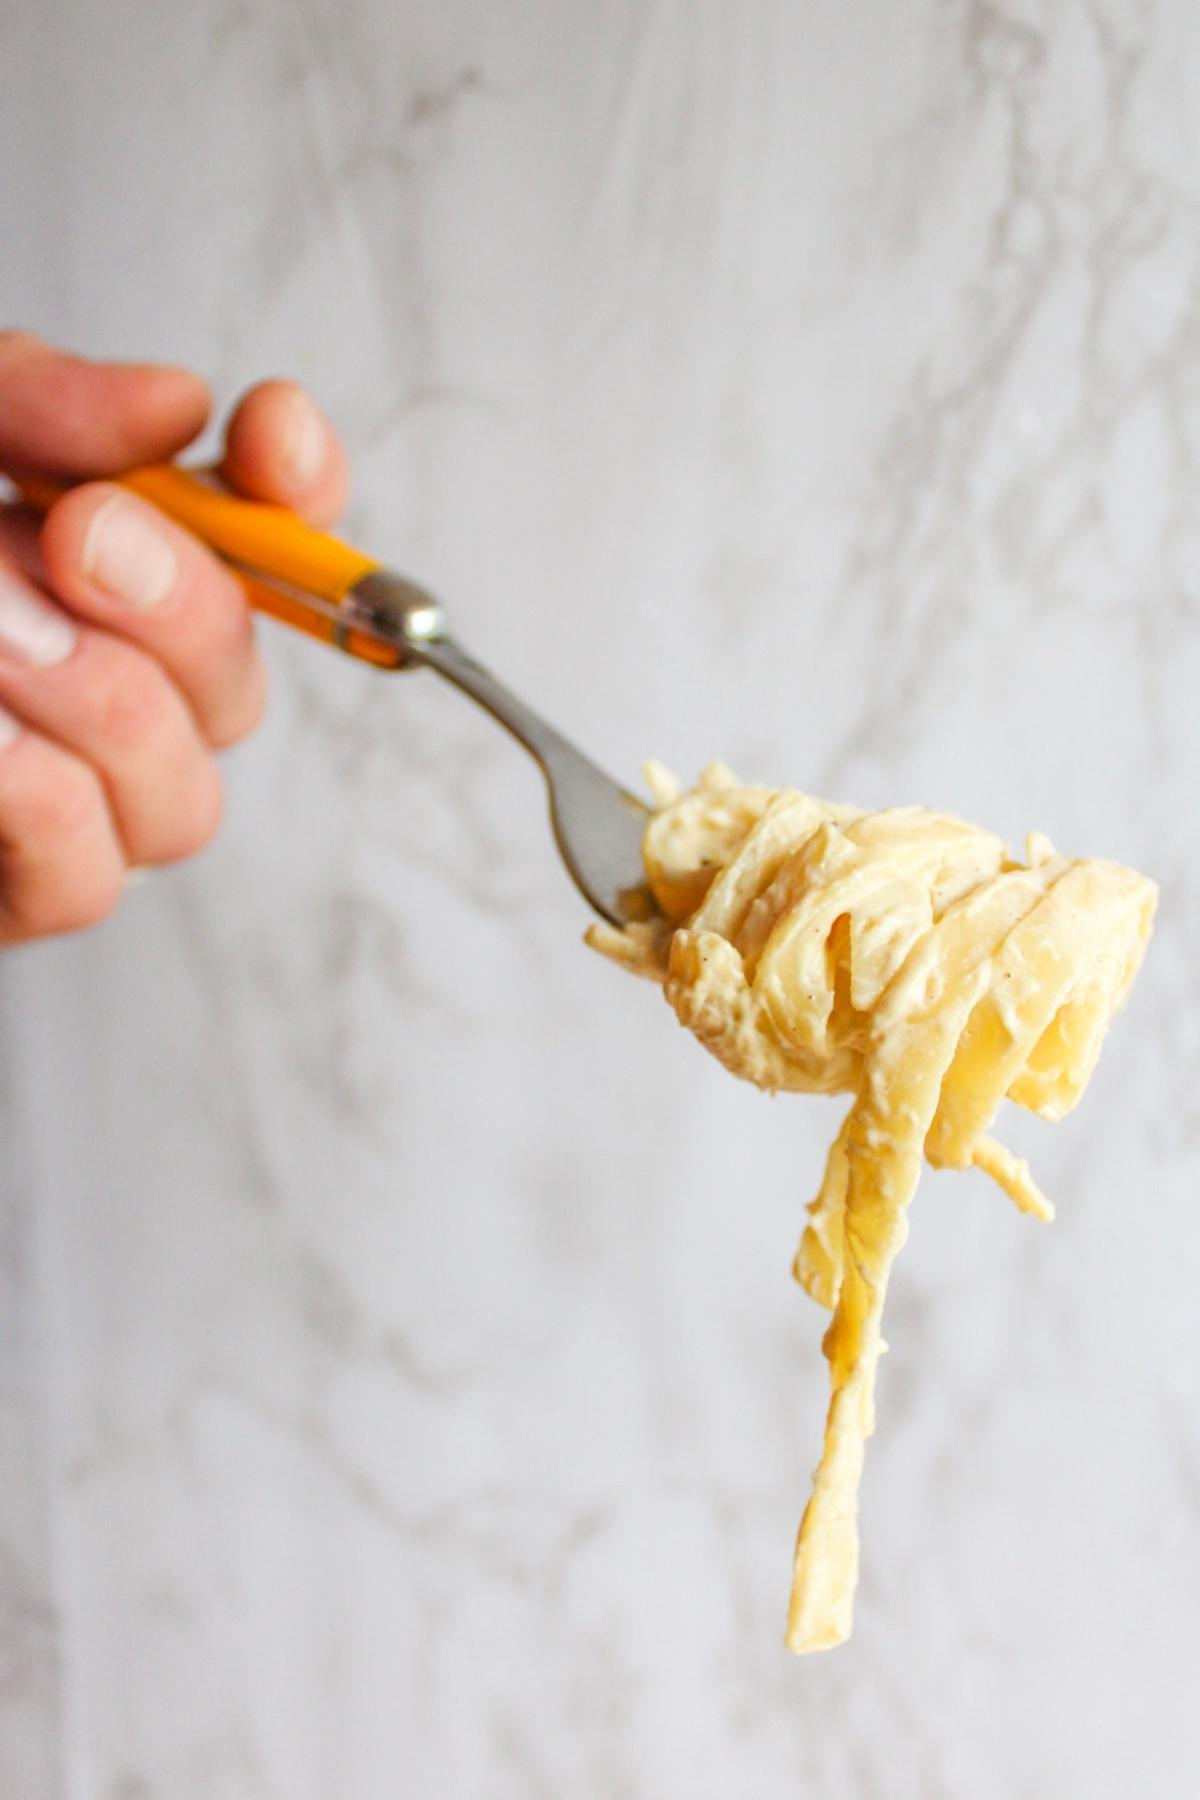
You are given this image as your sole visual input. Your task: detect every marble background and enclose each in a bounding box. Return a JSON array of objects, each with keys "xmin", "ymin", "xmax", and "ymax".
[{"xmin": 2, "ymin": 1, "xmax": 1198, "ymax": 1795}]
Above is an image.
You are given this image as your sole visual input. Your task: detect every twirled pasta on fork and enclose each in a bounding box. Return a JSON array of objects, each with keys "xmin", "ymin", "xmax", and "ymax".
[{"xmin": 589, "ymin": 763, "xmax": 1156, "ymax": 1653}]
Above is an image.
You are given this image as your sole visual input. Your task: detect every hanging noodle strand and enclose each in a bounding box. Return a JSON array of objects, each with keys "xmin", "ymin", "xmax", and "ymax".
[{"xmin": 589, "ymin": 764, "xmax": 1157, "ymax": 1653}]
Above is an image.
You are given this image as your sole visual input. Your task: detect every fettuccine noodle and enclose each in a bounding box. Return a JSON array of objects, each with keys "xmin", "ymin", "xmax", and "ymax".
[{"xmin": 588, "ymin": 764, "xmax": 1156, "ymax": 1653}]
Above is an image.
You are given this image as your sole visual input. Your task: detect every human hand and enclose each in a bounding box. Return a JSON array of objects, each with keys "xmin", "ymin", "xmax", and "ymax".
[{"xmin": 0, "ymin": 332, "xmax": 349, "ymax": 944}]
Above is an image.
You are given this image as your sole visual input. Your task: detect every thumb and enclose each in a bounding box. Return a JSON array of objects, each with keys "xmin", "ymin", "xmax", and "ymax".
[{"xmin": 0, "ymin": 331, "xmax": 211, "ymax": 480}]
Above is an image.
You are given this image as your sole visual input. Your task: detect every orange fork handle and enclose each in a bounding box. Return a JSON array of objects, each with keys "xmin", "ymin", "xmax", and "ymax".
[
  {"xmin": 15, "ymin": 465, "xmax": 402, "ymax": 669},
  {"xmin": 19, "ymin": 465, "xmax": 378, "ymax": 599},
  {"xmin": 122, "ymin": 465, "xmax": 379, "ymax": 599}
]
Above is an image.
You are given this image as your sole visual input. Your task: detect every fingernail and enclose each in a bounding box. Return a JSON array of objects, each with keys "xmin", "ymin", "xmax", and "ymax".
[
  {"xmin": 81, "ymin": 495, "xmax": 178, "ymax": 609},
  {"xmin": 0, "ymin": 569, "xmax": 78, "ymax": 666},
  {"xmin": 0, "ymin": 701, "xmax": 21, "ymax": 748},
  {"xmin": 281, "ymin": 389, "xmax": 325, "ymax": 487}
]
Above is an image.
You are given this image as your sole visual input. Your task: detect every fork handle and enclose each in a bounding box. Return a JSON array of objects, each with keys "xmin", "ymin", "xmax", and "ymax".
[{"xmin": 16, "ymin": 464, "xmax": 405, "ymax": 668}]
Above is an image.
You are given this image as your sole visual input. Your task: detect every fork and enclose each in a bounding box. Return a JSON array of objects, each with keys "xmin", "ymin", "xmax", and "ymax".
[{"xmin": 19, "ymin": 465, "xmax": 655, "ymax": 926}]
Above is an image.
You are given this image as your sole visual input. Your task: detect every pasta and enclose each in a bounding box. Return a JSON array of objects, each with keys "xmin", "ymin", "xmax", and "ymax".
[{"xmin": 588, "ymin": 763, "xmax": 1157, "ymax": 1653}]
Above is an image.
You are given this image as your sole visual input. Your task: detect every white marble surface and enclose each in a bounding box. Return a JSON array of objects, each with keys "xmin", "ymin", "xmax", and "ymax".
[{"xmin": 2, "ymin": 1, "xmax": 1199, "ymax": 1794}]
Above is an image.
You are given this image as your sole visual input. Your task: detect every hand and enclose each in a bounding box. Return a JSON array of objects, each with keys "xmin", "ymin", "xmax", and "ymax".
[{"xmin": 0, "ymin": 332, "xmax": 349, "ymax": 945}]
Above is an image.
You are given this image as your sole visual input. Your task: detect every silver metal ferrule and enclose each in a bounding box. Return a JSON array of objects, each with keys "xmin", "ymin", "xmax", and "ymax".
[{"xmin": 341, "ymin": 568, "xmax": 448, "ymax": 662}]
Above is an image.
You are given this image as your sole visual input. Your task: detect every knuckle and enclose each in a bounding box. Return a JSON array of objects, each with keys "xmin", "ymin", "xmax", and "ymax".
[
  {"xmin": 54, "ymin": 868, "xmax": 125, "ymax": 935},
  {"xmin": 206, "ymin": 653, "xmax": 267, "ymax": 750},
  {"xmin": 23, "ymin": 755, "xmax": 106, "ymax": 845},
  {"xmin": 90, "ymin": 649, "xmax": 172, "ymax": 753},
  {"xmin": 191, "ymin": 761, "xmax": 225, "ymax": 849},
  {"xmin": 0, "ymin": 743, "xmax": 125, "ymax": 942},
  {"xmin": 204, "ymin": 585, "xmax": 256, "ymax": 668},
  {"xmin": 176, "ymin": 545, "xmax": 247, "ymax": 639},
  {"xmin": 169, "ymin": 760, "xmax": 224, "ymax": 860},
  {"xmin": 135, "ymin": 756, "xmax": 224, "ymax": 866},
  {"xmin": 5, "ymin": 858, "xmax": 123, "ymax": 941}
]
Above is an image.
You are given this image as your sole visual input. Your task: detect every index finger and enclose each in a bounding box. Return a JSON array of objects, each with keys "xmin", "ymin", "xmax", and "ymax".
[{"xmin": 0, "ymin": 332, "xmax": 210, "ymax": 480}]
